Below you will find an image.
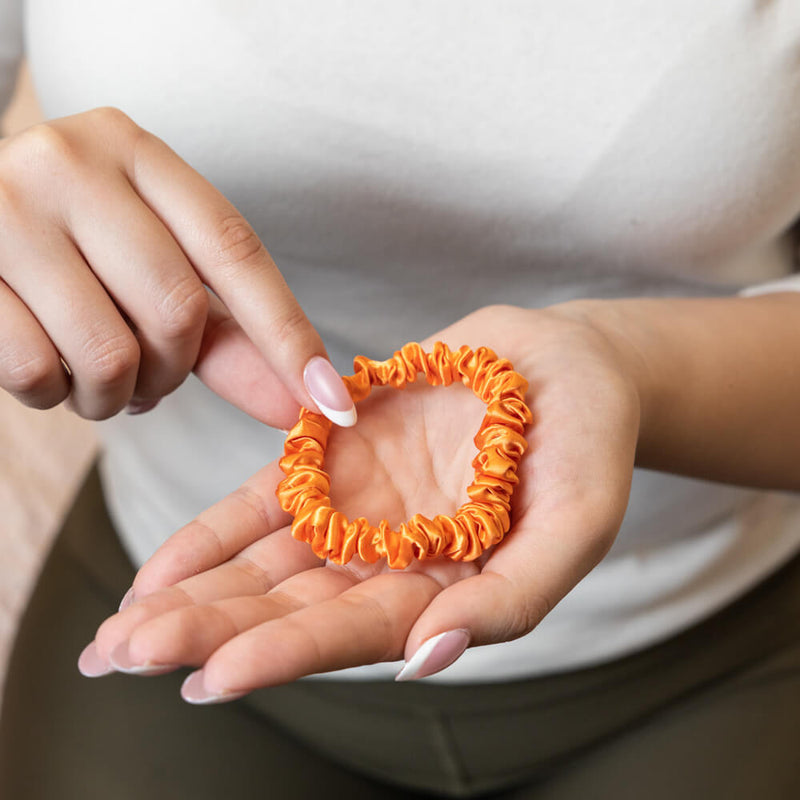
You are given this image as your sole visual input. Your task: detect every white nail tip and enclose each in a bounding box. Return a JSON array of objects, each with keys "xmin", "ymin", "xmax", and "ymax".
[
  {"xmin": 118, "ymin": 587, "xmax": 134, "ymax": 612},
  {"xmin": 395, "ymin": 631, "xmax": 450, "ymax": 682},
  {"xmin": 314, "ymin": 399, "xmax": 357, "ymax": 428},
  {"xmin": 113, "ymin": 664, "xmax": 162, "ymax": 675},
  {"xmin": 182, "ymin": 688, "xmax": 247, "ymax": 706},
  {"xmin": 109, "ymin": 658, "xmax": 175, "ymax": 676},
  {"xmin": 182, "ymin": 693, "xmax": 225, "ymax": 706}
]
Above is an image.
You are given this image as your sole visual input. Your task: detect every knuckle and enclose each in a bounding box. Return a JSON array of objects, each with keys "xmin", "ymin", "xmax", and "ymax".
[
  {"xmin": 88, "ymin": 105, "xmax": 137, "ymax": 131},
  {"xmin": 213, "ymin": 216, "xmax": 265, "ymax": 271},
  {"xmin": 483, "ymin": 572, "xmax": 553, "ymax": 640},
  {"xmin": 129, "ymin": 616, "xmax": 185, "ymax": 664},
  {"xmin": 156, "ymin": 277, "xmax": 209, "ymax": 340},
  {"xmin": 0, "ymin": 109, "xmax": 142, "ymax": 201},
  {"xmin": 339, "ymin": 592, "xmax": 396, "ymax": 659},
  {"xmin": 87, "ymin": 106, "xmax": 143, "ymax": 153},
  {"xmin": 268, "ymin": 303, "xmax": 311, "ymax": 349},
  {"xmin": 17, "ymin": 123, "xmax": 80, "ymax": 170},
  {"xmin": 231, "ymin": 484, "xmax": 278, "ymax": 534},
  {"xmin": 82, "ymin": 330, "xmax": 140, "ymax": 387},
  {"xmin": 521, "ymin": 590, "xmax": 553, "ymax": 633},
  {"xmin": 2, "ymin": 350, "xmax": 59, "ymax": 399}
]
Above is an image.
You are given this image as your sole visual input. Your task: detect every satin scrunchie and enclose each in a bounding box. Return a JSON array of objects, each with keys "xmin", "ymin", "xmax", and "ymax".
[{"xmin": 276, "ymin": 342, "xmax": 532, "ymax": 569}]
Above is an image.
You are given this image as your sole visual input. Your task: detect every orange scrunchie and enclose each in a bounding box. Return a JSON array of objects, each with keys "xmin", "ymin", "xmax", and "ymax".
[{"xmin": 276, "ymin": 342, "xmax": 532, "ymax": 569}]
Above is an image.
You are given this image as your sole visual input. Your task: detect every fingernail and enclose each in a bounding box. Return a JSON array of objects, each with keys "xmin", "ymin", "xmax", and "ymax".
[
  {"xmin": 395, "ymin": 629, "xmax": 470, "ymax": 682},
  {"xmin": 77, "ymin": 641, "xmax": 115, "ymax": 677},
  {"xmin": 118, "ymin": 587, "xmax": 135, "ymax": 612},
  {"xmin": 126, "ymin": 399, "xmax": 159, "ymax": 415},
  {"xmin": 181, "ymin": 670, "xmax": 247, "ymax": 705},
  {"xmin": 109, "ymin": 641, "xmax": 178, "ymax": 676},
  {"xmin": 303, "ymin": 356, "xmax": 357, "ymax": 427}
]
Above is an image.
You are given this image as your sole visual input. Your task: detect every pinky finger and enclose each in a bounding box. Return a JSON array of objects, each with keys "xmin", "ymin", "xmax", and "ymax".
[{"xmin": 0, "ymin": 279, "xmax": 70, "ymax": 408}]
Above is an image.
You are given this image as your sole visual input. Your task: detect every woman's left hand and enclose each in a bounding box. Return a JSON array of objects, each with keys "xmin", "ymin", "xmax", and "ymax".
[{"xmin": 85, "ymin": 303, "xmax": 642, "ymax": 702}]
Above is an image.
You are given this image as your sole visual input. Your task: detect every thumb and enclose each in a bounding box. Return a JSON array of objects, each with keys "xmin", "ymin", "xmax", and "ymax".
[
  {"xmin": 195, "ymin": 294, "xmax": 356, "ymax": 429},
  {"xmin": 396, "ymin": 505, "xmax": 619, "ymax": 681},
  {"xmin": 193, "ymin": 294, "xmax": 300, "ymax": 428}
]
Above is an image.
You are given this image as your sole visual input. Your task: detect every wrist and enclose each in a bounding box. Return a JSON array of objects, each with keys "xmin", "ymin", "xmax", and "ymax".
[{"xmin": 552, "ymin": 292, "xmax": 800, "ymax": 488}]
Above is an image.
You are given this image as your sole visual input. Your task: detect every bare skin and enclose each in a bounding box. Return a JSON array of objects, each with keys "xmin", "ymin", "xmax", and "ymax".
[
  {"xmin": 0, "ymin": 108, "xmax": 329, "ymax": 426},
  {"xmin": 4, "ymin": 110, "xmax": 798, "ymax": 702},
  {"xmin": 91, "ymin": 304, "xmax": 641, "ymax": 697},
  {"xmin": 89, "ymin": 291, "xmax": 800, "ymax": 700}
]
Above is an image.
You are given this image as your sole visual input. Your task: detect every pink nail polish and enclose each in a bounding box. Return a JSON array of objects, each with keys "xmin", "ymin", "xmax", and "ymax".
[
  {"xmin": 77, "ymin": 641, "xmax": 115, "ymax": 677},
  {"xmin": 181, "ymin": 670, "xmax": 246, "ymax": 705},
  {"xmin": 109, "ymin": 641, "xmax": 177, "ymax": 676},
  {"xmin": 395, "ymin": 629, "xmax": 470, "ymax": 682},
  {"xmin": 118, "ymin": 587, "xmax": 135, "ymax": 612},
  {"xmin": 126, "ymin": 399, "xmax": 159, "ymax": 415},
  {"xmin": 303, "ymin": 357, "xmax": 357, "ymax": 427}
]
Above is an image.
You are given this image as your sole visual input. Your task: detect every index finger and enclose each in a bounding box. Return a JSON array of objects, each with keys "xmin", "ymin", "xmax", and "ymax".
[
  {"xmin": 125, "ymin": 124, "xmax": 355, "ymax": 424},
  {"xmin": 182, "ymin": 570, "xmax": 445, "ymax": 702},
  {"xmin": 132, "ymin": 460, "xmax": 292, "ymax": 597}
]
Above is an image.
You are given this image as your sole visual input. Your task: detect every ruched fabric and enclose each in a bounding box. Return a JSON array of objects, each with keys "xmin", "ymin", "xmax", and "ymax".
[{"xmin": 276, "ymin": 342, "xmax": 532, "ymax": 569}]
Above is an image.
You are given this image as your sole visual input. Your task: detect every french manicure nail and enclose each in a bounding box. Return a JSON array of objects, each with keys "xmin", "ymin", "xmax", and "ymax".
[
  {"xmin": 303, "ymin": 356, "xmax": 357, "ymax": 427},
  {"xmin": 126, "ymin": 399, "xmax": 159, "ymax": 415},
  {"xmin": 181, "ymin": 670, "xmax": 247, "ymax": 705},
  {"xmin": 77, "ymin": 641, "xmax": 115, "ymax": 677},
  {"xmin": 118, "ymin": 587, "xmax": 135, "ymax": 612},
  {"xmin": 395, "ymin": 629, "xmax": 470, "ymax": 682},
  {"xmin": 109, "ymin": 641, "xmax": 177, "ymax": 676}
]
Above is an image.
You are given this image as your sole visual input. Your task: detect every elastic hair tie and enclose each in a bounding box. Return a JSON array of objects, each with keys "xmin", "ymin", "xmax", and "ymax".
[{"xmin": 276, "ymin": 342, "xmax": 532, "ymax": 570}]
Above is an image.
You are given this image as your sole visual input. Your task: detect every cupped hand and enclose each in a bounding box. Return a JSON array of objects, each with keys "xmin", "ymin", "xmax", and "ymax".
[
  {"xmin": 87, "ymin": 303, "xmax": 642, "ymax": 701},
  {"xmin": 0, "ymin": 107, "xmax": 347, "ymax": 427}
]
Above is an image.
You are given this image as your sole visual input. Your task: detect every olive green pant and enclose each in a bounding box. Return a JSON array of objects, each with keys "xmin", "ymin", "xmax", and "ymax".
[{"xmin": 1, "ymin": 466, "xmax": 799, "ymax": 799}]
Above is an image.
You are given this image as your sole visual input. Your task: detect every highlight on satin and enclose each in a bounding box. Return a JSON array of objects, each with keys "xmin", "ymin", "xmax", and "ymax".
[{"xmin": 276, "ymin": 342, "xmax": 532, "ymax": 569}]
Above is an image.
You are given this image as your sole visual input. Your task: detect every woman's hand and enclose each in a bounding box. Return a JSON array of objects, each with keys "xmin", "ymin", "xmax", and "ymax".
[
  {"xmin": 85, "ymin": 303, "xmax": 642, "ymax": 700},
  {"xmin": 0, "ymin": 107, "xmax": 352, "ymax": 428}
]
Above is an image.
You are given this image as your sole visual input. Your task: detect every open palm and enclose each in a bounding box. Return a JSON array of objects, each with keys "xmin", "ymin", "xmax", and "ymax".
[{"xmin": 90, "ymin": 304, "xmax": 641, "ymax": 701}]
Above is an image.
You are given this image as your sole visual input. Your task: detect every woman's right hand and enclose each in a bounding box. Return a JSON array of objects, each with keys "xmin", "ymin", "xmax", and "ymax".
[{"xmin": 0, "ymin": 107, "xmax": 355, "ymax": 428}]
